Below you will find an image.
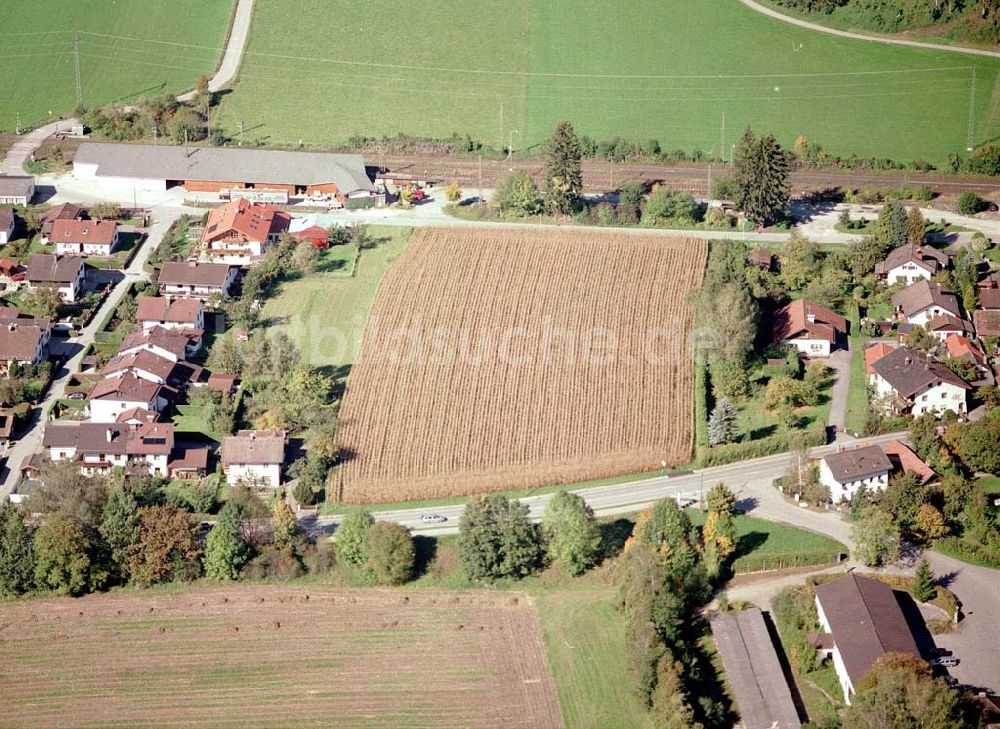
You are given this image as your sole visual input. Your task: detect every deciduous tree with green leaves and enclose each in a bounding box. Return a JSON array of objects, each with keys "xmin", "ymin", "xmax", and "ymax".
[
  {"xmin": 98, "ymin": 486, "xmax": 140, "ymax": 583},
  {"xmin": 493, "ymin": 171, "xmax": 542, "ymax": 217},
  {"xmin": 33, "ymin": 513, "xmax": 106, "ymax": 596},
  {"xmin": 365, "ymin": 521, "xmax": 414, "ymax": 586},
  {"xmin": 541, "ymin": 490, "xmax": 601, "ymax": 575},
  {"xmin": 458, "ymin": 494, "xmax": 542, "ymax": 582},
  {"xmin": 204, "ymin": 503, "xmax": 251, "ymax": 580},
  {"xmin": 335, "ymin": 511, "xmax": 374, "ymax": 567},
  {"xmin": 852, "ymin": 506, "xmax": 900, "ymax": 567}
]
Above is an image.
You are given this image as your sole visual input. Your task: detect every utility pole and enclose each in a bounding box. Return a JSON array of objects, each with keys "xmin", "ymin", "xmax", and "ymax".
[
  {"xmin": 73, "ymin": 32, "xmax": 83, "ymax": 108},
  {"xmin": 720, "ymin": 110, "xmax": 726, "ymax": 163},
  {"xmin": 238, "ymin": 120, "xmax": 244, "ymax": 147},
  {"xmin": 152, "ymin": 122, "xmax": 157, "ymax": 145},
  {"xmin": 499, "ymin": 99, "xmax": 504, "ymax": 157},
  {"xmin": 707, "ymin": 163, "xmax": 712, "ymax": 200},
  {"xmin": 478, "ymin": 154, "xmax": 483, "ymax": 204},
  {"xmin": 609, "ymin": 160, "xmax": 614, "ymax": 190},
  {"xmin": 967, "ymin": 67, "xmax": 978, "ymax": 151},
  {"xmin": 15, "ymin": 112, "xmax": 20, "ymax": 136}
]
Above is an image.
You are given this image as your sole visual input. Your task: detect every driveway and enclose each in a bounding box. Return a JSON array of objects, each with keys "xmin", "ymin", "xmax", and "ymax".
[{"xmin": 825, "ymin": 346, "xmax": 852, "ymax": 440}]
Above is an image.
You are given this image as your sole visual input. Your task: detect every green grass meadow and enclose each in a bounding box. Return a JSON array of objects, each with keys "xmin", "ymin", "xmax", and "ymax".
[
  {"xmin": 0, "ymin": 0, "xmax": 232, "ymax": 132},
  {"xmin": 217, "ymin": 0, "xmax": 1000, "ymax": 163},
  {"xmin": 261, "ymin": 226, "xmax": 412, "ymax": 369}
]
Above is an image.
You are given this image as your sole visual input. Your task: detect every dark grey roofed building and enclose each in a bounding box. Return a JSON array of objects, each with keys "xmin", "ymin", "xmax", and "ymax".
[
  {"xmin": 710, "ymin": 608, "xmax": 802, "ymax": 729},
  {"xmin": 73, "ymin": 142, "xmax": 374, "ymax": 195},
  {"xmin": 0, "ymin": 175, "xmax": 35, "ymax": 205},
  {"xmin": 869, "ymin": 346, "xmax": 970, "ymax": 398},
  {"xmin": 822, "ymin": 445, "xmax": 893, "ymax": 483}
]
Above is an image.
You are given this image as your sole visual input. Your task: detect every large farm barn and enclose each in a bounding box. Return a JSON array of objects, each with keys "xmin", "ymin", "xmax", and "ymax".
[
  {"xmin": 72, "ymin": 142, "xmax": 375, "ymax": 202},
  {"xmin": 337, "ymin": 228, "xmax": 707, "ymax": 503}
]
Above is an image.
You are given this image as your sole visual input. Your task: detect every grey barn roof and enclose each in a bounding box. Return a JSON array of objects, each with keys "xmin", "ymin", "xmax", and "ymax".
[
  {"xmin": 710, "ymin": 608, "xmax": 802, "ymax": 729},
  {"xmin": 74, "ymin": 142, "xmax": 374, "ymax": 193},
  {"xmin": 0, "ymin": 175, "xmax": 34, "ymax": 196}
]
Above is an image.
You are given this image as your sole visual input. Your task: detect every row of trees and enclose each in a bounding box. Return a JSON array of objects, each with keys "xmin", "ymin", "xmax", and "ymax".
[{"xmin": 0, "ymin": 469, "xmax": 311, "ymax": 597}]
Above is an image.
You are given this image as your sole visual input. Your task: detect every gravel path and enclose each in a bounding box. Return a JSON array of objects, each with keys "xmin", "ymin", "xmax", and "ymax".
[
  {"xmin": 177, "ymin": 0, "xmax": 255, "ymax": 101},
  {"xmin": 739, "ymin": 0, "xmax": 1000, "ymax": 59}
]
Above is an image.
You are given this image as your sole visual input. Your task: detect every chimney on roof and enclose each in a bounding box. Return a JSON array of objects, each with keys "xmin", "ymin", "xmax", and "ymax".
[
  {"xmin": 106, "ymin": 429, "xmax": 114, "ymax": 443},
  {"xmin": 904, "ymin": 356, "xmax": 911, "ymax": 366},
  {"xmin": 807, "ymin": 312, "xmax": 816, "ymax": 324}
]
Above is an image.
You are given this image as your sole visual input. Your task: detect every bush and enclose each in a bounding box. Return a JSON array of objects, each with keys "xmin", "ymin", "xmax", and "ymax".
[
  {"xmin": 642, "ymin": 187, "xmax": 697, "ymax": 225},
  {"xmin": 241, "ymin": 546, "xmax": 304, "ymax": 580},
  {"xmin": 492, "ymin": 171, "xmax": 542, "ymax": 217},
  {"xmin": 365, "ymin": 521, "xmax": 415, "ymax": 585},
  {"xmin": 458, "ymin": 494, "xmax": 542, "ymax": 582},
  {"xmin": 698, "ymin": 425, "xmax": 826, "ymax": 467},
  {"xmin": 957, "ymin": 191, "xmax": 986, "ymax": 216},
  {"xmin": 334, "ymin": 511, "xmax": 374, "ymax": 567}
]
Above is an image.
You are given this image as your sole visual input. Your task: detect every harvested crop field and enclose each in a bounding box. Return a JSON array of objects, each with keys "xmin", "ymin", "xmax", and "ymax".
[
  {"xmin": 336, "ymin": 228, "xmax": 707, "ymax": 503},
  {"xmin": 0, "ymin": 585, "xmax": 562, "ymax": 729}
]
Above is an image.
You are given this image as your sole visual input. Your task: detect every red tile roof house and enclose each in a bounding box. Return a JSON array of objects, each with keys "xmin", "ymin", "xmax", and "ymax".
[
  {"xmin": 880, "ymin": 439, "xmax": 936, "ymax": 485},
  {"xmin": 157, "ymin": 261, "xmax": 237, "ymax": 300},
  {"xmin": 864, "ymin": 342, "xmax": 895, "ymax": 375},
  {"xmin": 0, "ymin": 208, "xmax": 15, "ymax": 246},
  {"xmin": 812, "ymin": 574, "xmax": 920, "ymax": 705},
  {"xmin": 87, "ymin": 371, "xmax": 175, "ymax": 423},
  {"xmin": 891, "ymin": 280, "xmax": 961, "ymax": 327},
  {"xmin": 0, "ymin": 319, "xmax": 51, "ymax": 375},
  {"xmin": 946, "ymin": 333, "xmax": 993, "ymax": 385},
  {"xmin": 25, "ymin": 253, "xmax": 86, "ymax": 303},
  {"xmin": 51, "ymin": 219, "xmax": 119, "ymax": 257},
  {"xmin": 772, "ymin": 299, "xmax": 849, "ymax": 358},
  {"xmin": 39, "ymin": 203, "xmax": 85, "ymax": 243},
  {"xmin": 221, "ymin": 430, "xmax": 287, "ymax": 490},
  {"xmin": 868, "ymin": 346, "xmax": 970, "ymax": 418},
  {"xmin": 874, "ymin": 244, "xmax": 948, "ymax": 286},
  {"xmin": 43, "ymin": 421, "xmax": 175, "ymax": 478},
  {"xmin": 201, "ymin": 199, "xmax": 291, "ymax": 266},
  {"xmin": 135, "ymin": 296, "xmax": 205, "ymax": 336}
]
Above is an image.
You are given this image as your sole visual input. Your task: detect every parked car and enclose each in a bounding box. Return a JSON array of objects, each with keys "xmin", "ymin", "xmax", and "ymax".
[
  {"xmin": 420, "ymin": 513, "xmax": 447, "ymax": 524},
  {"xmin": 931, "ymin": 657, "xmax": 960, "ymax": 668}
]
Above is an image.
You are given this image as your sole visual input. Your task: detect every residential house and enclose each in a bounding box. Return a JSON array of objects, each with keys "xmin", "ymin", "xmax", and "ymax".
[
  {"xmin": 207, "ymin": 372, "xmax": 238, "ymax": 397},
  {"xmin": 201, "ymin": 199, "xmax": 291, "ymax": 265},
  {"xmin": 0, "ymin": 259, "xmax": 21, "ymax": 282},
  {"xmin": 974, "ymin": 310, "xmax": 1000, "ymax": 339},
  {"xmin": 221, "ymin": 430, "xmax": 286, "ymax": 489},
  {"xmin": 100, "ymin": 348, "xmax": 202, "ymax": 388},
  {"xmin": 812, "ymin": 574, "xmax": 920, "ymax": 704},
  {"xmin": 43, "ymin": 421, "xmax": 175, "ymax": 477},
  {"xmin": 87, "ymin": 371, "xmax": 173, "ymax": 423},
  {"xmin": 157, "ymin": 261, "xmax": 237, "ymax": 300},
  {"xmin": 819, "ymin": 445, "xmax": 893, "ymax": 502},
  {"xmin": 927, "ymin": 314, "xmax": 975, "ymax": 342},
  {"xmin": 135, "ymin": 297, "xmax": 204, "ymax": 335},
  {"xmin": 772, "ymin": 299, "xmax": 848, "ymax": 358},
  {"xmin": 0, "ymin": 175, "xmax": 34, "ymax": 205},
  {"xmin": 51, "ymin": 219, "xmax": 119, "ymax": 257},
  {"xmin": 864, "ymin": 342, "xmax": 895, "ymax": 375},
  {"xmin": 0, "ymin": 319, "xmax": 50, "ymax": 375},
  {"xmin": 0, "ymin": 208, "xmax": 14, "ymax": 245},
  {"xmin": 979, "ymin": 288, "xmax": 1000, "ymax": 311},
  {"xmin": 25, "ymin": 254, "xmax": 86, "ymax": 303},
  {"xmin": 946, "ymin": 334, "xmax": 993, "ymax": 385},
  {"xmin": 168, "ymin": 444, "xmax": 210, "ymax": 480},
  {"xmin": 875, "ymin": 244, "xmax": 948, "ymax": 285},
  {"xmin": 118, "ymin": 325, "xmax": 197, "ymax": 362},
  {"xmin": 892, "ymin": 280, "xmax": 961, "ymax": 327},
  {"xmin": 39, "ymin": 203, "xmax": 85, "ymax": 243},
  {"xmin": 869, "ymin": 346, "xmax": 970, "ymax": 417}
]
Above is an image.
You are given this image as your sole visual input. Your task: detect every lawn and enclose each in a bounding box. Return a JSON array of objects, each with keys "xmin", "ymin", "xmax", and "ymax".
[
  {"xmin": 261, "ymin": 227, "xmax": 412, "ymax": 370},
  {"xmin": 535, "ymin": 589, "xmax": 655, "ymax": 729},
  {"xmin": 688, "ymin": 510, "xmax": 847, "ymax": 573},
  {"xmin": 0, "ymin": 0, "xmax": 232, "ymax": 133},
  {"xmin": 173, "ymin": 404, "xmax": 221, "ymax": 443},
  {"xmin": 980, "ymin": 476, "xmax": 1000, "ymax": 496},
  {"xmin": 217, "ymin": 0, "xmax": 1000, "ymax": 164},
  {"xmin": 844, "ymin": 336, "xmax": 869, "ymax": 435}
]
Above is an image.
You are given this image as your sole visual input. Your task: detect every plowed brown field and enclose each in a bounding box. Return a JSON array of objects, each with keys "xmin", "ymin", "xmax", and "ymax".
[
  {"xmin": 0, "ymin": 586, "xmax": 562, "ymax": 729},
  {"xmin": 337, "ymin": 228, "xmax": 707, "ymax": 503}
]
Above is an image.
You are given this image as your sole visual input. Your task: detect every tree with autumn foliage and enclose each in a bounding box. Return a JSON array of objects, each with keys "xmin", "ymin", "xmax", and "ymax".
[
  {"xmin": 127, "ymin": 506, "xmax": 202, "ymax": 585},
  {"xmin": 845, "ymin": 652, "xmax": 962, "ymax": 729}
]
